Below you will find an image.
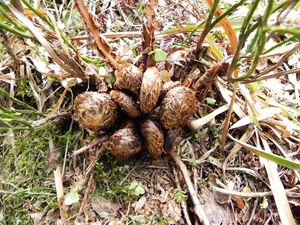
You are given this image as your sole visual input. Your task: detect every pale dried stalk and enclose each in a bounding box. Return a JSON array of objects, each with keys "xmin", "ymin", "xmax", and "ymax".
[
  {"xmin": 220, "ymin": 83, "xmax": 238, "ymax": 150},
  {"xmin": 260, "ymin": 137, "xmax": 296, "ymax": 225},
  {"xmin": 189, "ymin": 104, "xmax": 228, "ymax": 130},
  {"xmin": 222, "ymin": 129, "xmax": 254, "ymax": 179},
  {"xmin": 32, "ymin": 112, "xmax": 71, "ymax": 127},
  {"xmin": 258, "ymin": 42, "xmax": 300, "ymax": 77},
  {"xmin": 54, "ymin": 166, "xmax": 69, "ymax": 224},
  {"xmin": 169, "ymin": 148, "xmax": 210, "ymax": 225},
  {"xmin": 173, "ymin": 168, "xmax": 192, "ymax": 225},
  {"xmin": 213, "ymin": 186, "xmax": 300, "ymax": 198},
  {"xmin": 72, "ymin": 136, "xmax": 106, "ymax": 157},
  {"xmin": 75, "ymin": 172, "xmax": 95, "ymax": 222}
]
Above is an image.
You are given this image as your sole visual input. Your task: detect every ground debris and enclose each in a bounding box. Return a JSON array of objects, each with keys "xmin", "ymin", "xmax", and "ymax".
[
  {"xmin": 201, "ymin": 188, "xmax": 233, "ymax": 225},
  {"xmin": 90, "ymin": 196, "xmax": 120, "ymax": 219}
]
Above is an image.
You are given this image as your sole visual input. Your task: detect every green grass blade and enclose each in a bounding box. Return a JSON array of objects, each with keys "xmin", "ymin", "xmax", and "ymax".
[{"xmin": 230, "ymin": 135, "xmax": 300, "ymax": 170}]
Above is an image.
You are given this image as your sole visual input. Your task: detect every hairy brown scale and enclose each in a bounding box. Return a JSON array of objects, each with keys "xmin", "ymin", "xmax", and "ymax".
[
  {"xmin": 74, "ymin": 77, "xmax": 197, "ymax": 159},
  {"xmin": 140, "ymin": 119, "xmax": 164, "ymax": 158},
  {"xmin": 74, "ymin": 92, "xmax": 118, "ymax": 131},
  {"xmin": 139, "ymin": 67, "xmax": 162, "ymax": 114},
  {"xmin": 106, "ymin": 126, "xmax": 142, "ymax": 160},
  {"xmin": 160, "ymin": 86, "xmax": 197, "ymax": 129},
  {"xmin": 160, "ymin": 81, "xmax": 181, "ymax": 99},
  {"xmin": 114, "ymin": 63, "xmax": 143, "ymax": 95},
  {"xmin": 110, "ymin": 90, "xmax": 142, "ymax": 118}
]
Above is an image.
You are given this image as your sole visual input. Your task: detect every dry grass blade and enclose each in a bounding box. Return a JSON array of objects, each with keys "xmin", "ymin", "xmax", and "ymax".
[
  {"xmin": 258, "ymin": 42, "xmax": 300, "ymax": 77},
  {"xmin": 73, "ymin": 0, "xmax": 119, "ymax": 70},
  {"xmin": 229, "ymin": 107, "xmax": 281, "ymax": 130},
  {"xmin": 238, "ymin": 83, "xmax": 258, "ymax": 116},
  {"xmin": 213, "ymin": 186, "xmax": 300, "ymax": 198},
  {"xmin": 71, "ymin": 25, "xmax": 211, "ymax": 41},
  {"xmin": 216, "ymin": 79, "xmax": 246, "ymax": 118},
  {"xmin": 222, "ymin": 129, "xmax": 254, "ymax": 178},
  {"xmin": 259, "ymin": 42, "xmax": 300, "ymax": 59},
  {"xmin": 189, "ymin": 104, "xmax": 228, "ymax": 130},
  {"xmin": 216, "ymin": 79, "xmax": 250, "ymax": 149},
  {"xmin": 49, "ymin": 14, "xmax": 69, "ymax": 56},
  {"xmin": 268, "ymin": 135, "xmax": 300, "ymax": 183},
  {"xmin": 50, "ymin": 86, "xmax": 70, "ymax": 115},
  {"xmin": 229, "ymin": 135, "xmax": 300, "ymax": 170},
  {"xmin": 220, "ymin": 83, "xmax": 238, "ymax": 150},
  {"xmin": 7, "ymin": 3, "xmax": 86, "ymax": 78},
  {"xmin": 259, "ymin": 137, "xmax": 296, "ymax": 225},
  {"xmin": 54, "ymin": 166, "xmax": 69, "ymax": 223},
  {"xmin": 205, "ymin": 33, "xmax": 223, "ymax": 61}
]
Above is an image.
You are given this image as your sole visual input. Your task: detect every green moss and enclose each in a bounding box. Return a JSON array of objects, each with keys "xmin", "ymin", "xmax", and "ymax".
[
  {"xmin": 94, "ymin": 155, "xmax": 133, "ymax": 200},
  {"xmin": 0, "ymin": 121, "xmax": 80, "ymax": 224}
]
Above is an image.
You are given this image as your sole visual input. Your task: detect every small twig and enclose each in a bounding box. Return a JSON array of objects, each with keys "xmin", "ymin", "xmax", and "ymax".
[
  {"xmin": 75, "ymin": 172, "xmax": 94, "ymax": 222},
  {"xmin": 220, "ymin": 83, "xmax": 238, "ymax": 150},
  {"xmin": 0, "ymin": 28, "xmax": 20, "ymax": 65},
  {"xmin": 169, "ymin": 148, "xmax": 210, "ymax": 225},
  {"xmin": 70, "ymin": 25, "xmax": 216, "ymax": 41},
  {"xmin": 83, "ymin": 146, "xmax": 105, "ymax": 178},
  {"xmin": 257, "ymin": 42, "xmax": 300, "ymax": 77},
  {"xmin": 173, "ymin": 168, "xmax": 193, "ymax": 225},
  {"xmin": 54, "ymin": 166, "xmax": 69, "ymax": 224},
  {"xmin": 31, "ymin": 112, "xmax": 71, "ymax": 127},
  {"xmin": 62, "ymin": 120, "xmax": 74, "ymax": 177},
  {"xmin": 120, "ymin": 158, "xmax": 144, "ymax": 185},
  {"xmin": 246, "ymin": 199, "xmax": 258, "ymax": 225},
  {"xmin": 195, "ymin": 0, "xmax": 220, "ymax": 58},
  {"xmin": 72, "ymin": 136, "xmax": 107, "ymax": 157},
  {"xmin": 241, "ymin": 67, "xmax": 300, "ymax": 83},
  {"xmin": 213, "ymin": 186, "xmax": 300, "ymax": 198}
]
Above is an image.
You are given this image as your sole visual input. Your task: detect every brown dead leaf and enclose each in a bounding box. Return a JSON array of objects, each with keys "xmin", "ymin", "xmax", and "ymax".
[
  {"xmin": 233, "ymin": 196, "xmax": 245, "ymax": 209},
  {"xmin": 201, "ymin": 188, "xmax": 233, "ymax": 225},
  {"xmin": 90, "ymin": 196, "xmax": 120, "ymax": 219},
  {"xmin": 161, "ymin": 200, "xmax": 181, "ymax": 223},
  {"xmin": 166, "ymin": 49, "xmax": 189, "ymax": 66},
  {"xmin": 8, "ymin": 4, "xmax": 86, "ymax": 78},
  {"xmin": 29, "ymin": 212, "xmax": 45, "ymax": 225},
  {"xmin": 205, "ymin": 0, "xmax": 237, "ymax": 55},
  {"xmin": 74, "ymin": 0, "xmax": 118, "ymax": 69},
  {"xmin": 45, "ymin": 209, "xmax": 60, "ymax": 223},
  {"xmin": 134, "ymin": 196, "xmax": 147, "ymax": 212}
]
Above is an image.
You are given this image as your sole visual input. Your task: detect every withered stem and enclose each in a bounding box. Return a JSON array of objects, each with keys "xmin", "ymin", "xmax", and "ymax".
[{"xmin": 169, "ymin": 148, "xmax": 210, "ymax": 225}]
